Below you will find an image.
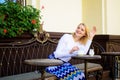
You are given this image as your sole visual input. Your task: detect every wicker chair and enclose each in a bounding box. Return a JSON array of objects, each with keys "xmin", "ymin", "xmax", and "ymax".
[{"xmin": 74, "ymin": 41, "xmax": 105, "ymax": 80}]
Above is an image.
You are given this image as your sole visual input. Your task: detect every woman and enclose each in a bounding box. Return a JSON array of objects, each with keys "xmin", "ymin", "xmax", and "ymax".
[{"xmin": 45, "ymin": 23, "xmax": 96, "ymax": 80}]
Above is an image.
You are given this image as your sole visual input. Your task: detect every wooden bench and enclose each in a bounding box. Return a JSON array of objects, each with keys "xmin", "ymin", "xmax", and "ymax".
[{"xmin": 0, "ymin": 32, "xmax": 105, "ymax": 80}]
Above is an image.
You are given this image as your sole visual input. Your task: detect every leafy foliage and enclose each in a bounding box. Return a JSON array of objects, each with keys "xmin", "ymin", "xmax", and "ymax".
[{"xmin": 0, "ymin": 1, "xmax": 41, "ymax": 38}]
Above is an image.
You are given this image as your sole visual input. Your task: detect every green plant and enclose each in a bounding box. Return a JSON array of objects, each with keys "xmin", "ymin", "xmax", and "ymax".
[{"xmin": 0, "ymin": 1, "xmax": 41, "ymax": 38}]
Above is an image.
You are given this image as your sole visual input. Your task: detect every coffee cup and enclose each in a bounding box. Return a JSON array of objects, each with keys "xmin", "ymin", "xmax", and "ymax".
[{"xmin": 78, "ymin": 50, "xmax": 85, "ymax": 56}]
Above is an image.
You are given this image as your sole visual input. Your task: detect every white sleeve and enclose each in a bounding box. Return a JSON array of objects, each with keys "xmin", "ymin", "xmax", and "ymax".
[
  {"xmin": 83, "ymin": 40, "xmax": 92, "ymax": 54},
  {"xmin": 54, "ymin": 34, "xmax": 71, "ymax": 58}
]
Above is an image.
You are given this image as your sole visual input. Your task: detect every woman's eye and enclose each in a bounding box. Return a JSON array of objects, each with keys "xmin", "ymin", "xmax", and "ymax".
[
  {"xmin": 81, "ymin": 29, "xmax": 84, "ymax": 31},
  {"xmin": 77, "ymin": 27, "xmax": 80, "ymax": 29}
]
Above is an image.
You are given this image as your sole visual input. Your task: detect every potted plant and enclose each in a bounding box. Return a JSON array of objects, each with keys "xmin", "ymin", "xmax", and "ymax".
[{"xmin": 0, "ymin": 1, "xmax": 41, "ymax": 38}]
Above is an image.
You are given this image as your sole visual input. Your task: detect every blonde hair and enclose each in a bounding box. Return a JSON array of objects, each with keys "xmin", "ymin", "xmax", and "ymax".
[{"xmin": 72, "ymin": 23, "xmax": 89, "ymax": 45}]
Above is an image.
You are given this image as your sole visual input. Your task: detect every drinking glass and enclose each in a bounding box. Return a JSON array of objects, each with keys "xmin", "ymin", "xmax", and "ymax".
[{"xmin": 89, "ymin": 49, "xmax": 95, "ymax": 56}]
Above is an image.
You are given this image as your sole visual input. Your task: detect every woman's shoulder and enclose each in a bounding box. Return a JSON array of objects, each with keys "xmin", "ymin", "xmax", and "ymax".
[
  {"xmin": 60, "ymin": 33, "xmax": 72, "ymax": 39},
  {"xmin": 63, "ymin": 33, "xmax": 72, "ymax": 37}
]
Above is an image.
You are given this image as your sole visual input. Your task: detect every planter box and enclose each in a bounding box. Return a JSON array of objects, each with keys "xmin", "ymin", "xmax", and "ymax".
[{"xmin": 0, "ymin": 32, "xmax": 33, "ymax": 43}]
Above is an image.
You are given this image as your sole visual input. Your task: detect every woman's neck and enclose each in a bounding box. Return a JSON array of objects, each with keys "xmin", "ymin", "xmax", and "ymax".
[{"xmin": 73, "ymin": 35, "xmax": 80, "ymax": 42}]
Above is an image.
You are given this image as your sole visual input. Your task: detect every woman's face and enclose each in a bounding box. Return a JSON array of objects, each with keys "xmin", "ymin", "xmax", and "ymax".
[{"xmin": 75, "ymin": 24, "xmax": 86, "ymax": 38}]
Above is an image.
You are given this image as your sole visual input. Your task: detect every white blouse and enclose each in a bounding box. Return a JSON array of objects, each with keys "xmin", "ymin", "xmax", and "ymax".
[{"xmin": 53, "ymin": 34, "xmax": 92, "ymax": 62}]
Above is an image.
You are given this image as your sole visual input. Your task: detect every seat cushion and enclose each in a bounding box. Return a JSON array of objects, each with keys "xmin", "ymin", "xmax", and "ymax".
[
  {"xmin": 0, "ymin": 71, "xmax": 57, "ymax": 80},
  {"xmin": 0, "ymin": 63, "xmax": 102, "ymax": 80},
  {"xmin": 74, "ymin": 62, "xmax": 103, "ymax": 72}
]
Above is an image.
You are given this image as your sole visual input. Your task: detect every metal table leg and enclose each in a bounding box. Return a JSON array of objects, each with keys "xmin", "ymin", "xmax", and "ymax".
[{"xmin": 85, "ymin": 60, "xmax": 88, "ymax": 80}]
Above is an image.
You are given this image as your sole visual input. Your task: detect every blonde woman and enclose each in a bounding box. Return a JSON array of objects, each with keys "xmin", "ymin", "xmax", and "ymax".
[{"xmin": 46, "ymin": 23, "xmax": 96, "ymax": 80}]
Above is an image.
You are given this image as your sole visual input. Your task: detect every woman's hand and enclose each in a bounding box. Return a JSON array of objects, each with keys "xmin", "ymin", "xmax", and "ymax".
[
  {"xmin": 89, "ymin": 26, "xmax": 96, "ymax": 40},
  {"xmin": 69, "ymin": 46, "xmax": 79, "ymax": 54}
]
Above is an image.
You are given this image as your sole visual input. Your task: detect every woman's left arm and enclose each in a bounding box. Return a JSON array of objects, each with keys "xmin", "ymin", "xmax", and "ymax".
[
  {"xmin": 89, "ymin": 26, "xmax": 96, "ymax": 40},
  {"xmin": 84, "ymin": 26, "xmax": 97, "ymax": 54}
]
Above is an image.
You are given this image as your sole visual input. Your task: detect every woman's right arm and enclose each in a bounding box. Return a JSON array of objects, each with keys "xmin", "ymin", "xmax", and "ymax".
[{"xmin": 54, "ymin": 34, "xmax": 74, "ymax": 58}]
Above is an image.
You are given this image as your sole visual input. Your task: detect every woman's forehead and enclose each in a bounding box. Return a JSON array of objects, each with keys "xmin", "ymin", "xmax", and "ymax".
[{"xmin": 78, "ymin": 24, "xmax": 85, "ymax": 29}]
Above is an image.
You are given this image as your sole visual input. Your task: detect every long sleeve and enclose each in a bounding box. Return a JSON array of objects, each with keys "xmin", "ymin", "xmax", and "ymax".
[
  {"xmin": 54, "ymin": 34, "xmax": 72, "ymax": 58},
  {"xmin": 84, "ymin": 40, "xmax": 92, "ymax": 54}
]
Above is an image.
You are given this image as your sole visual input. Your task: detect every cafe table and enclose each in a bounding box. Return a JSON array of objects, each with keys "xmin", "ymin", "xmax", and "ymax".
[
  {"xmin": 24, "ymin": 59, "xmax": 63, "ymax": 80},
  {"xmin": 101, "ymin": 52, "xmax": 120, "ymax": 80},
  {"xmin": 72, "ymin": 55, "xmax": 101, "ymax": 80}
]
